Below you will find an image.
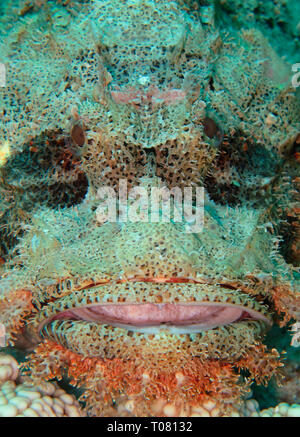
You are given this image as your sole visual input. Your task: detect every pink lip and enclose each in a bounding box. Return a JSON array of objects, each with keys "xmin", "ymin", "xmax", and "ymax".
[{"xmin": 42, "ymin": 302, "xmax": 270, "ymax": 333}]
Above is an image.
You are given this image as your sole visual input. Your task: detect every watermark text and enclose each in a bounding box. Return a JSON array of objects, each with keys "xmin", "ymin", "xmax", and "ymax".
[
  {"xmin": 0, "ymin": 323, "xmax": 6, "ymax": 348},
  {"xmin": 291, "ymin": 322, "xmax": 300, "ymax": 347},
  {"xmin": 0, "ymin": 63, "xmax": 6, "ymax": 88},
  {"xmin": 292, "ymin": 63, "xmax": 300, "ymax": 88},
  {"xmin": 96, "ymin": 180, "xmax": 204, "ymax": 233}
]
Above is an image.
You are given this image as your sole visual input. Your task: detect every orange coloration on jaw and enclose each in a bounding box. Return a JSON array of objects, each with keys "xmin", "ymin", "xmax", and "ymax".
[
  {"xmin": 0, "ymin": 289, "xmax": 34, "ymax": 342},
  {"xmin": 25, "ymin": 339, "xmax": 284, "ymax": 417},
  {"xmin": 269, "ymin": 284, "xmax": 300, "ymax": 325},
  {"xmin": 236, "ymin": 344, "xmax": 284, "ymax": 386}
]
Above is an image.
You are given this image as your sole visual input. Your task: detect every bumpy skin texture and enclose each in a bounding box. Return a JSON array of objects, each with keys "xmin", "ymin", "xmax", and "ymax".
[
  {"xmin": 0, "ymin": 0, "xmax": 299, "ymax": 417},
  {"xmin": 1, "ymin": 354, "xmax": 298, "ymax": 417},
  {"xmin": 0, "ymin": 189, "xmax": 298, "ymax": 416}
]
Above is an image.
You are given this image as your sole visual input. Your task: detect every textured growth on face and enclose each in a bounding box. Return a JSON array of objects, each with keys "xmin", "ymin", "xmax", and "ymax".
[{"xmin": 0, "ymin": 0, "xmax": 299, "ymax": 417}]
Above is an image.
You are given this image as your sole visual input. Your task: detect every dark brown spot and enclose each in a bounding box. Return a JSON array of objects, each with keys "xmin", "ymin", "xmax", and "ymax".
[
  {"xmin": 203, "ymin": 117, "xmax": 219, "ymax": 139},
  {"xmin": 71, "ymin": 124, "xmax": 86, "ymax": 146}
]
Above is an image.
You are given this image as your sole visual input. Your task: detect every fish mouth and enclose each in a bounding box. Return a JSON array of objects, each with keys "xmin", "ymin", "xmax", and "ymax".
[
  {"xmin": 45, "ymin": 301, "xmax": 270, "ymax": 334},
  {"xmin": 38, "ymin": 279, "xmax": 272, "ymax": 335}
]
